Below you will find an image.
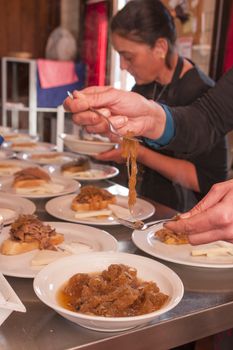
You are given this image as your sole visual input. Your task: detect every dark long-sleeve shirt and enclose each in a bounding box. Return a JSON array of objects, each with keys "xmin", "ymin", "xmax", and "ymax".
[{"xmin": 167, "ymin": 68, "xmax": 233, "ymax": 158}]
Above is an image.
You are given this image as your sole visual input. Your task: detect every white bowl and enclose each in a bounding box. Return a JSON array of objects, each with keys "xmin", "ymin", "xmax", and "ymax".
[
  {"xmin": 60, "ymin": 133, "xmax": 117, "ymax": 156},
  {"xmin": 33, "ymin": 252, "xmax": 184, "ymax": 332}
]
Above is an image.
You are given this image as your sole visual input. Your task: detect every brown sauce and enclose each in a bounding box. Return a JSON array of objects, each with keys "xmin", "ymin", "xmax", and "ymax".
[{"xmin": 57, "ymin": 264, "xmax": 168, "ymax": 317}]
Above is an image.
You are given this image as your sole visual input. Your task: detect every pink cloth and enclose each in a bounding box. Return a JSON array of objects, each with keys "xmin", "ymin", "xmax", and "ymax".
[{"xmin": 37, "ymin": 59, "xmax": 79, "ymax": 88}]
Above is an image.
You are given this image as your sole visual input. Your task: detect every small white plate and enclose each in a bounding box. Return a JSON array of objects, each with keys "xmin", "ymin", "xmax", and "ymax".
[
  {"xmin": 33, "ymin": 252, "xmax": 183, "ymax": 332},
  {"xmin": 17, "ymin": 151, "xmax": 79, "ymax": 165},
  {"xmin": 45, "ymin": 194, "xmax": 155, "ymax": 226},
  {"xmin": 0, "ymin": 222, "xmax": 118, "ymax": 278},
  {"xmin": 0, "ymin": 194, "xmax": 36, "ymax": 225},
  {"xmin": 0, "ymin": 176, "xmax": 80, "ymax": 198},
  {"xmin": 132, "ymin": 222, "xmax": 233, "ymax": 268},
  {"xmin": 0, "ymin": 159, "xmax": 36, "ymax": 177},
  {"xmin": 60, "ymin": 133, "xmax": 117, "ymax": 156},
  {"xmin": 46, "ymin": 163, "xmax": 119, "ymax": 181}
]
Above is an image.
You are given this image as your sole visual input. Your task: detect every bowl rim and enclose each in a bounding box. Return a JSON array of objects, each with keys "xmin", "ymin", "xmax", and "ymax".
[
  {"xmin": 59, "ymin": 133, "xmax": 117, "ymax": 146},
  {"xmin": 33, "ymin": 252, "xmax": 184, "ymax": 322}
]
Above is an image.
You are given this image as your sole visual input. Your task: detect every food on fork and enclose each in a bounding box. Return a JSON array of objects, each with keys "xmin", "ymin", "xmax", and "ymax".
[
  {"xmin": 71, "ymin": 185, "xmax": 116, "ymax": 218},
  {"xmin": 155, "ymin": 227, "xmax": 188, "ymax": 245},
  {"xmin": 121, "ymin": 132, "xmax": 139, "ymax": 212},
  {"xmin": 0, "ymin": 214, "xmax": 64, "ymax": 255},
  {"xmin": 13, "ymin": 167, "xmax": 51, "ymax": 189},
  {"xmin": 61, "ymin": 158, "xmax": 90, "ymax": 175}
]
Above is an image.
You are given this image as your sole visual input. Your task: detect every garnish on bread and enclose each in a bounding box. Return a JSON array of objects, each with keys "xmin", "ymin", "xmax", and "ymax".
[
  {"xmin": 0, "ymin": 214, "xmax": 64, "ymax": 255},
  {"xmin": 13, "ymin": 167, "xmax": 51, "ymax": 189},
  {"xmin": 155, "ymin": 228, "xmax": 188, "ymax": 245},
  {"xmin": 71, "ymin": 185, "xmax": 116, "ymax": 212}
]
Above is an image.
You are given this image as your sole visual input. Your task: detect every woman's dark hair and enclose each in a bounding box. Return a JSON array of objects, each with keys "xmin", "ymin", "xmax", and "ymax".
[{"xmin": 111, "ymin": 0, "xmax": 177, "ymax": 68}]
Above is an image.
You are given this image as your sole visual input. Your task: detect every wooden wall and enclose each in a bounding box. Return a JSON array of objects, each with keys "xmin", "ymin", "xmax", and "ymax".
[{"xmin": 0, "ymin": 0, "xmax": 60, "ymax": 58}]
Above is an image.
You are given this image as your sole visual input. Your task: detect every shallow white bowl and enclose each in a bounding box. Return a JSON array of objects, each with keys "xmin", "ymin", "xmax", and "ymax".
[
  {"xmin": 60, "ymin": 133, "xmax": 117, "ymax": 156},
  {"xmin": 33, "ymin": 252, "xmax": 184, "ymax": 332}
]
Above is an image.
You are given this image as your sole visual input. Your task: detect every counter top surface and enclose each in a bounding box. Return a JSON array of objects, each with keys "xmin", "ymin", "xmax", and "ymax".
[{"xmin": 1, "ymin": 181, "xmax": 233, "ymax": 350}]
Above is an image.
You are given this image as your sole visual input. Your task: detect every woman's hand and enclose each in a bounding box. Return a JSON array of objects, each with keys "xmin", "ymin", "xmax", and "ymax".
[
  {"xmin": 165, "ymin": 180, "xmax": 233, "ymax": 245},
  {"xmin": 63, "ymin": 86, "xmax": 166, "ymax": 140},
  {"xmin": 94, "ymin": 147, "xmax": 125, "ymax": 164}
]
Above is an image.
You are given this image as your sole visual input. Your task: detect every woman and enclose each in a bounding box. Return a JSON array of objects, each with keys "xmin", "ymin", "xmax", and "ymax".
[{"xmin": 92, "ymin": 0, "xmax": 227, "ymax": 212}]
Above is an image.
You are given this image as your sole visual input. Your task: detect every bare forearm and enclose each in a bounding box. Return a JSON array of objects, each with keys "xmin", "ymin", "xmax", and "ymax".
[{"xmin": 138, "ymin": 146, "xmax": 200, "ymax": 192}]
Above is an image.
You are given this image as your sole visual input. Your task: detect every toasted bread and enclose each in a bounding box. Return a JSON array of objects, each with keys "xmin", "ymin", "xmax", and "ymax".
[
  {"xmin": 13, "ymin": 167, "xmax": 51, "ymax": 189},
  {"xmin": 155, "ymin": 228, "xmax": 188, "ymax": 245},
  {"xmin": 71, "ymin": 185, "xmax": 116, "ymax": 212},
  {"xmin": 61, "ymin": 158, "xmax": 90, "ymax": 174},
  {"xmin": 0, "ymin": 214, "xmax": 64, "ymax": 255},
  {"xmin": 1, "ymin": 233, "xmax": 64, "ymax": 255}
]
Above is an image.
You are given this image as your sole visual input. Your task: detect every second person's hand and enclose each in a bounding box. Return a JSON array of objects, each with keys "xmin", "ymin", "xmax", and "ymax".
[{"xmin": 165, "ymin": 180, "xmax": 233, "ymax": 245}]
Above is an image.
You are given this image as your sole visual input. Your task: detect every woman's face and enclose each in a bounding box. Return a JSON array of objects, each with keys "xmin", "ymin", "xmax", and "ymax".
[{"xmin": 111, "ymin": 33, "xmax": 166, "ymax": 85}]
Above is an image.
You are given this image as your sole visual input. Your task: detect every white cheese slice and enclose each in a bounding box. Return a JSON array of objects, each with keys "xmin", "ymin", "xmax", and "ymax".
[
  {"xmin": 74, "ymin": 209, "xmax": 112, "ymax": 219},
  {"xmin": 15, "ymin": 182, "xmax": 64, "ymax": 194},
  {"xmin": 108, "ymin": 204, "xmax": 131, "ymax": 220},
  {"xmin": 59, "ymin": 242, "xmax": 93, "ymax": 254},
  {"xmin": 31, "ymin": 249, "xmax": 70, "ymax": 266},
  {"xmin": 191, "ymin": 245, "xmax": 233, "ymax": 257}
]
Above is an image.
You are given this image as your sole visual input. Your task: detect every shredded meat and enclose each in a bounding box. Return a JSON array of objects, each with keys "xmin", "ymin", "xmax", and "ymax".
[
  {"xmin": 9, "ymin": 214, "xmax": 58, "ymax": 250},
  {"xmin": 73, "ymin": 186, "xmax": 115, "ymax": 204},
  {"xmin": 59, "ymin": 264, "xmax": 168, "ymax": 317}
]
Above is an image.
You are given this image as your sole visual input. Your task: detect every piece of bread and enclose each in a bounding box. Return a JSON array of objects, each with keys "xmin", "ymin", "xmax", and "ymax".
[
  {"xmin": 0, "ymin": 214, "xmax": 64, "ymax": 255},
  {"xmin": 1, "ymin": 233, "xmax": 64, "ymax": 255},
  {"xmin": 12, "ymin": 167, "xmax": 51, "ymax": 189},
  {"xmin": 71, "ymin": 185, "xmax": 116, "ymax": 212},
  {"xmin": 155, "ymin": 228, "xmax": 188, "ymax": 245},
  {"xmin": 61, "ymin": 158, "xmax": 90, "ymax": 174}
]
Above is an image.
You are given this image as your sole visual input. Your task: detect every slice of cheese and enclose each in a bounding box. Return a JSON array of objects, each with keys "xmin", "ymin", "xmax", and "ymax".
[
  {"xmin": 59, "ymin": 242, "xmax": 93, "ymax": 254},
  {"xmin": 191, "ymin": 246, "xmax": 233, "ymax": 257},
  {"xmin": 74, "ymin": 209, "xmax": 112, "ymax": 219},
  {"xmin": 108, "ymin": 204, "xmax": 131, "ymax": 220},
  {"xmin": 15, "ymin": 183, "xmax": 64, "ymax": 194},
  {"xmin": 31, "ymin": 249, "xmax": 70, "ymax": 266}
]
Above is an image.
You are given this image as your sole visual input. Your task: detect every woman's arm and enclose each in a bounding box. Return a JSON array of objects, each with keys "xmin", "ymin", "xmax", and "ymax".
[
  {"xmin": 95, "ymin": 145, "xmax": 200, "ymax": 192},
  {"xmin": 137, "ymin": 145, "xmax": 200, "ymax": 192}
]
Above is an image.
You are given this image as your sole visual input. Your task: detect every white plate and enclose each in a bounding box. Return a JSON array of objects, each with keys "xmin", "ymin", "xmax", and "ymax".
[
  {"xmin": 0, "ymin": 176, "xmax": 80, "ymax": 198},
  {"xmin": 60, "ymin": 133, "xmax": 117, "ymax": 156},
  {"xmin": 132, "ymin": 222, "xmax": 233, "ymax": 268},
  {"xmin": 0, "ymin": 148, "xmax": 15, "ymax": 159},
  {"xmin": 0, "ymin": 222, "xmax": 118, "ymax": 278},
  {"xmin": 16, "ymin": 151, "xmax": 79, "ymax": 165},
  {"xmin": 8, "ymin": 142, "xmax": 56, "ymax": 153},
  {"xmin": 0, "ymin": 194, "xmax": 36, "ymax": 225},
  {"xmin": 46, "ymin": 194, "xmax": 155, "ymax": 226},
  {"xmin": 0, "ymin": 159, "xmax": 36, "ymax": 176},
  {"xmin": 46, "ymin": 163, "xmax": 119, "ymax": 181},
  {"xmin": 33, "ymin": 252, "xmax": 183, "ymax": 332}
]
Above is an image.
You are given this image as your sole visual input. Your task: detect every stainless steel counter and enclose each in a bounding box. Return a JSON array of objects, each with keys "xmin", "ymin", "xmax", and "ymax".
[{"xmin": 1, "ymin": 181, "xmax": 233, "ymax": 350}]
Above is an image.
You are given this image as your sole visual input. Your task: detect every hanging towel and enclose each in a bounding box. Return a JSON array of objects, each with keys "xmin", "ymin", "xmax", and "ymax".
[{"xmin": 37, "ymin": 59, "xmax": 79, "ymax": 88}]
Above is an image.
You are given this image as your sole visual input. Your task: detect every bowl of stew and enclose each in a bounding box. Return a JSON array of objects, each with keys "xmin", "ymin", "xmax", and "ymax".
[{"xmin": 33, "ymin": 252, "xmax": 183, "ymax": 332}]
